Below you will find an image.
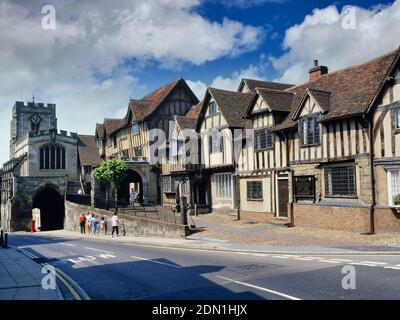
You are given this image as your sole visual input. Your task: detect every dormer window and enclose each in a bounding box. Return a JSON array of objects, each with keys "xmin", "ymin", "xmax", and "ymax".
[
  {"xmin": 255, "ymin": 128, "xmax": 273, "ymax": 151},
  {"xmin": 299, "ymin": 115, "xmax": 320, "ymax": 146},
  {"xmin": 209, "ymin": 102, "xmax": 217, "ymax": 115}
]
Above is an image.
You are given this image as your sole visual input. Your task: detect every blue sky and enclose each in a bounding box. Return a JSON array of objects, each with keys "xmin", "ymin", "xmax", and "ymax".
[
  {"xmin": 0, "ymin": 0, "xmax": 399, "ymax": 165},
  {"xmin": 133, "ymin": 0, "xmax": 396, "ymax": 95}
]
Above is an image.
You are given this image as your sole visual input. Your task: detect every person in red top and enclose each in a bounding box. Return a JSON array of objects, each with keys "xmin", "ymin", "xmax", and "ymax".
[{"xmin": 79, "ymin": 214, "xmax": 86, "ymax": 234}]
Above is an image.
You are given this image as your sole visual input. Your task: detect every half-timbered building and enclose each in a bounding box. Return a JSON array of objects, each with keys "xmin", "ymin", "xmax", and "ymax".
[
  {"xmin": 94, "ymin": 78, "xmax": 199, "ymax": 205},
  {"xmin": 271, "ymin": 47, "xmax": 400, "ymax": 233}
]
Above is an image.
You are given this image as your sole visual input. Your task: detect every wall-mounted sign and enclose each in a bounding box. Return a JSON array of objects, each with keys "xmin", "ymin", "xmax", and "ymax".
[{"xmin": 294, "ymin": 176, "xmax": 315, "ymax": 202}]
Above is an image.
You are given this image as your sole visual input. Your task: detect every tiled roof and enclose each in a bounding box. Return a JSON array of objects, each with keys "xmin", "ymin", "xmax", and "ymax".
[
  {"xmin": 256, "ymin": 88, "xmax": 294, "ymax": 113},
  {"xmin": 129, "ymin": 78, "xmax": 199, "ymax": 121},
  {"xmin": 185, "ymin": 101, "xmax": 202, "ymax": 119},
  {"xmin": 78, "ymin": 135, "xmax": 103, "ymax": 166},
  {"xmin": 95, "ymin": 123, "xmax": 105, "ymax": 139},
  {"xmin": 239, "ymin": 78, "xmax": 295, "ymax": 93},
  {"xmin": 275, "ymin": 48, "xmax": 400, "ymax": 131},
  {"xmin": 103, "ymin": 118, "xmax": 125, "ymax": 135},
  {"xmin": 207, "ymin": 87, "xmax": 252, "ymax": 128},
  {"xmin": 174, "ymin": 115, "xmax": 197, "ymax": 130}
]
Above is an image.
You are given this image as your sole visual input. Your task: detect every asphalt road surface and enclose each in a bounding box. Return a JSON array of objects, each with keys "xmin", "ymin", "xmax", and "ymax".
[{"xmin": 9, "ymin": 233, "xmax": 400, "ymax": 300}]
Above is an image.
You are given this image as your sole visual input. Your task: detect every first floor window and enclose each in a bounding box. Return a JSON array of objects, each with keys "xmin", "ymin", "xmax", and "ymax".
[
  {"xmin": 247, "ymin": 181, "xmax": 263, "ymax": 201},
  {"xmin": 325, "ymin": 166, "xmax": 356, "ymax": 197},
  {"xmin": 131, "ymin": 123, "xmax": 140, "ymax": 135},
  {"xmin": 255, "ymin": 128, "xmax": 273, "ymax": 150},
  {"xmin": 134, "ymin": 147, "xmax": 142, "ymax": 157},
  {"xmin": 389, "ymin": 170, "xmax": 400, "ymax": 206},
  {"xmin": 162, "ymin": 176, "xmax": 176, "ymax": 193},
  {"xmin": 214, "ymin": 174, "xmax": 232, "ymax": 199},
  {"xmin": 40, "ymin": 144, "xmax": 66, "ymax": 170},
  {"xmin": 209, "ymin": 131, "xmax": 224, "ymax": 154},
  {"xmin": 395, "ymin": 108, "xmax": 400, "ymax": 129},
  {"xmin": 299, "ymin": 115, "xmax": 320, "ymax": 146}
]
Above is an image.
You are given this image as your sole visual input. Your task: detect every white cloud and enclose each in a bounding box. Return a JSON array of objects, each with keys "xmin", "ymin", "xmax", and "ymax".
[
  {"xmin": 271, "ymin": 1, "xmax": 400, "ymax": 83},
  {"xmin": 188, "ymin": 64, "xmax": 265, "ymax": 98},
  {"xmin": 0, "ymin": 0, "xmax": 264, "ymax": 165}
]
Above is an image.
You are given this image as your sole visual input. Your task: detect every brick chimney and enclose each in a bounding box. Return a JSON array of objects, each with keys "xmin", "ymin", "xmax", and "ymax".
[{"xmin": 309, "ymin": 60, "xmax": 328, "ymax": 82}]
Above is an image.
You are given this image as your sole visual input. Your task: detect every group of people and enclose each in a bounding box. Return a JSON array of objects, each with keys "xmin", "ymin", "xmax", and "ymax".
[{"xmin": 79, "ymin": 212, "xmax": 123, "ymax": 237}]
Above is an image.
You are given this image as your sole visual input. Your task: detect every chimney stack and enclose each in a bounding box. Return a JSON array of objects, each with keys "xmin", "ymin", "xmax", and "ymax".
[{"xmin": 309, "ymin": 60, "xmax": 328, "ymax": 82}]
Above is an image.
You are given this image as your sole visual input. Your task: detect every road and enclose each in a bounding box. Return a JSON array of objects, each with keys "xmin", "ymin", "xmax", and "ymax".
[{"xmin": 9, "ymin": 232, "xmax": 400, "ymax": 300}]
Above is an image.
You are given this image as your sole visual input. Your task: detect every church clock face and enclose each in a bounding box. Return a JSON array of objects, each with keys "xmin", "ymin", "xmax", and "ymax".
[{"xmin": 31, "ymin": 114, "xmax": 41, "ymax": 124}]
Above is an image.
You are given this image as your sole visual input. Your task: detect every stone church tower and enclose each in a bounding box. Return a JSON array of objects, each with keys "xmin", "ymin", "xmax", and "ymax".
[{"xmin": 9, "ymin": 101, "xmax": 57, "ymax": 158}]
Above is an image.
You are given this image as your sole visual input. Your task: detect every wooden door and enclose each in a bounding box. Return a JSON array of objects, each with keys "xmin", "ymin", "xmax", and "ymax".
[{"xmin": 278, "ymin": 179, "xmax": 289, "ymax": 218}]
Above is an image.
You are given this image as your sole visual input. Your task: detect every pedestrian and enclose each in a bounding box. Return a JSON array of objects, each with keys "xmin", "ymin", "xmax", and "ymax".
[
  {"xmin": 100, "ymin": 217, "xmax": 106, "ymax": 235},
  {"xmin": 130, "ymin": 189, "xmax": 137, "ymax": 207},
  {"xmin": 111, "ymin": 212, "xmax": 120, "ymax": 237},
  {"xmin": 86, "ymin": 212, "xmax": 92, "ymax": 235},
  {"xmin": 79, "ymin": 214, "xmax": 86, "ymax": 234},
  {"xmin": 91, "ymin": 214, "xmax": 98, "ymax": 235}
]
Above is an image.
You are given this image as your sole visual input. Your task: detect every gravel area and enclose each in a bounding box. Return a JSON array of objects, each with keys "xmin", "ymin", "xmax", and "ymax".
[{"xmin": 192, "ymin": 213, "xmax": 400, "ymax": 247}]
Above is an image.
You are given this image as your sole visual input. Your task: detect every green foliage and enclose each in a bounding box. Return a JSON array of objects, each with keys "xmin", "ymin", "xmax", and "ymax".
[
  {"xmin": 93, "ymin": 158, "xmax": 128, "ymax": 185},
  {"xmin": 393, "ymin": 194, "xmax": 400, "ymax": 206}
]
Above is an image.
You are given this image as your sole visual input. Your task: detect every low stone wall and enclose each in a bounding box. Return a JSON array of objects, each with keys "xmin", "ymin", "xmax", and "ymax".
[
  {"xmin": 293, "ymin": 203, "xmax": 371, "ymax": 233},
  {"xmin": 375, "ymin": 208, "xmax": 400, "ymax": 233},
  {"xmin": 65, "ymin": 201, "xmax": 190, "ymax": 238}
]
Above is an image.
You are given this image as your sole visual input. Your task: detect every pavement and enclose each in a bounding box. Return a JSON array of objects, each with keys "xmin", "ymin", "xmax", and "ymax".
[
  {"xmin": 8, "ymin": 232, "xmax": 400, "ymax": 300},
  {"xmin": 0, "ymin": 246, "xmax": 63, "ymax": 300}
]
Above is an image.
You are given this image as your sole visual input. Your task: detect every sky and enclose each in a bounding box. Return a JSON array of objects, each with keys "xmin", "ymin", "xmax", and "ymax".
[{"xmin": 0, "ymin": 0, "xmax": 399, "ymax": 165}]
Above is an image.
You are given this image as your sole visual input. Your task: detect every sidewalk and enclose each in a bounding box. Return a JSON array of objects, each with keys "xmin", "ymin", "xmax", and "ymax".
[{"xmin": 0, "ymin": 247, "xmax": 63, "ymax": 300}]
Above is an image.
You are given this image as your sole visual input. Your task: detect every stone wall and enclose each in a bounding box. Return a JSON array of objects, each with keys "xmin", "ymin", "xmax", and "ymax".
[
  {"xmin": 375, "ymin": 208, "xmax": 400, "ymax": 233},
  {"xmin": 293, "ymin": 203, "xmax": 371, "ymax": 233},
  {"xmin": 65, "ymin": 201, "xmax": 189, "ymax": 238}
]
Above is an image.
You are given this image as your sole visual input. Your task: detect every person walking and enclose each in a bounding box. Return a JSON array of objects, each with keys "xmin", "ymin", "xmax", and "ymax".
[
  {"xmin": 111, "ymin": 212, "xmax": 120, "ymax": 237},
  {"xmin": 86, "ymin": 212, "xmax": 92, "ymax": 235},
  {"xmin": 100, "ymin": 217, "xmax": 106, "ymax": 235},
  {"xmin": 91, "ymin": 214, "xmax": 98, "ymax": 235},
  {"xmin": 129, "ymin": 189, "xmax": 137, "ymax": 207},
  {"xmin": 79, "ymin": 214, "xmax": 86, "ymax": 234}
]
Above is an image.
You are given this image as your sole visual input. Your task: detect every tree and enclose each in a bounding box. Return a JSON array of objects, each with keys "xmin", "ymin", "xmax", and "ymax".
[{"xmin": 93, "ymin": 158, "xmax": 128, "ymax": 210}]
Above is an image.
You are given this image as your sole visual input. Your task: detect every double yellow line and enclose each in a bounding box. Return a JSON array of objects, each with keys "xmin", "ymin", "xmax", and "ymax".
[{"xmin": 10, "ymin": 245, "xmax": 91, "ymax": 301}]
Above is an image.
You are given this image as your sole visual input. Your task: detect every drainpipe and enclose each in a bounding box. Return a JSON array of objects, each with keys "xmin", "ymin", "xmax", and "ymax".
[
  {"xmin": 285, "ymin": 133, "xmax": 295, "ymax": 227},
  {"xmin": 368, "ymin": 115, "xmax": 376, "ymax": 235}
]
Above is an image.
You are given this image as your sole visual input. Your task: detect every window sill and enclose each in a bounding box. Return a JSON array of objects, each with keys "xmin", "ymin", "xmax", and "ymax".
[
  {"xmin": 255, "ymin": 148, "xmax": 273, "ymax": 152},
  {"xmin": 300, "ymin": 143, "xmax": 321, "ymax": 148},
  {"xmin": 247, "ymin": 199, "xmax": 264, "ymax": 202},
  {"xmin": 324, "ymin": 195, "xmax": 358, "ymax": 199}
]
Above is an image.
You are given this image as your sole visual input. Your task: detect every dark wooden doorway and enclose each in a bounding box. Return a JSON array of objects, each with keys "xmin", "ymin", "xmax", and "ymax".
[{"xmin": 278, "ymin": 179, "xmax": 289, "ymax": 218}]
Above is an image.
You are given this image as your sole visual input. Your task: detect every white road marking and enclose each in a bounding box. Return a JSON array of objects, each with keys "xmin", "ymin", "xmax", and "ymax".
[
  {"xmin": 318, "ymin": 260, "xmax": 341, "ymax": 264},
  {"xmin": 304, "ymin": 257, "xmax": 324, "ymax": 260},
  {"xmin": 330, "ymin": 259, "xmax": 353, "ymax": 262},
  {"xmin": 85, "ymin": 247, "xmax": 114, "ymax": 254},
  {"xmin": 60, "ymin": 243, "xmax": 76, "ymax": 247},
  {"xmin": 130, "ymin": 255, "xmax": 182, "ymax": 269},
  {"xmin": 294, "ymin": 257, "xmax": 315, "ymax": 261},
  {"xmin": 252, "ymin": 254, "xmax": 267, "ymax": 257},
  {"xmin": 216, "ymin": 276, "xmax": 301, "ymax": 301},
  {"xmin": 350, "ymin": 262, "xmax": 377, "ymax": 267},
  {"xmin": 98, "ymin": 254, "xmax": 116, "ymax": 259},
  {"xmin": 271, "ymin": 255, "xmax": 290, "ymax": 259},
  {"xmin": 68, "ymin": 256, "xmax": 97, "ymax": 264},
  {"xmin": 385, "ymin": 266, "xmax": 400, "ymax": 270},
  {"xmin": 360, "ymin": 261, "xmax": 387, "ymax": 266}
]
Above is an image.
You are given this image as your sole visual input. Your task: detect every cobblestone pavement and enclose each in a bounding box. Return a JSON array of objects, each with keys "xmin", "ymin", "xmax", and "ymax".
[
  {"xmin": 191, "ymin": 213, "xmax": 400, "ymax": 248},
  {"xmin": 0, "ymin": 247, "xmax": 63, "ymax": 300}
]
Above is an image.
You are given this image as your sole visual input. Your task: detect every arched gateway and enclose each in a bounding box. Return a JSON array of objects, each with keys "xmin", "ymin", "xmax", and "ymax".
[
  {"xmin": 118, "ymin": 169, "xmax": 144, "ymax": 205},
  {"xmin": 32, "ymin": 186, "xmax": 65, "ymax": 231}
]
